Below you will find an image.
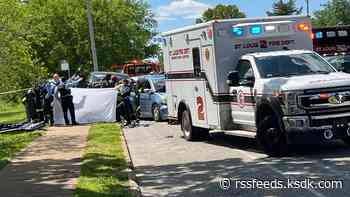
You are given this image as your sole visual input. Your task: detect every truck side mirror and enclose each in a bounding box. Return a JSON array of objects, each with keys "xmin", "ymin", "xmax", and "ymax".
[
  {"xmin": 227, "ymin": 71, "xmax": 239, "ymax": 86},
  {"xmin": 239, "ymin": 76, "xmax": 255, "ymax": 87}
]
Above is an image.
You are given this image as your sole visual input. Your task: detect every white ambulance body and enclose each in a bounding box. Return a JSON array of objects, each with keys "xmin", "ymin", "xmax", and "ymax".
[{"xmin": 162, "ymin": 16, "xmax": 350, "ymax": 156}]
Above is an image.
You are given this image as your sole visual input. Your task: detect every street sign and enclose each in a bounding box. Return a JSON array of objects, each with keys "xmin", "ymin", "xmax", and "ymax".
[{"xmin": 61, "ymin": 60, "xmax": 69, "ymax": 71}]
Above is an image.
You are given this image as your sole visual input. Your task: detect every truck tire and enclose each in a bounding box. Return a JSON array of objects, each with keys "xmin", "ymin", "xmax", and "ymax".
[
  {"xmin": 181, "ymin": 110, "xmax": 208, "ymax": 141},
  {"xmin": 152, "ymin": 104, "xmax": 161, "ymax": 122},
  {"xmin": 257, "ymin": 115, "xmax": 288, "ymax": 157},
  {"xmin": 342, "ymin": 137, "xmax": 350, "ymax": 146}
]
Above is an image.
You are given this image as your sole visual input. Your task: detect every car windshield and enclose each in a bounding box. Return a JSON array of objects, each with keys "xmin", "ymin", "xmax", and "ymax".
[
  {"xmin": 91, "ymin": 74, "xmax": 106, "ymax": 81},
  {"xmin": 151, "ymin": 77, "xmax": 165, "ymax": 92},
  {"xmin": 255, "ymin": 53, "xmax": 336, "ymax": 78}
]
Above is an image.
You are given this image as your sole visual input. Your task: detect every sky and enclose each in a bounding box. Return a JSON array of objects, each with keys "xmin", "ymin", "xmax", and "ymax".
[{"xmin": 148, "ymin": 0, "xmax": 328, "ymax": 33}]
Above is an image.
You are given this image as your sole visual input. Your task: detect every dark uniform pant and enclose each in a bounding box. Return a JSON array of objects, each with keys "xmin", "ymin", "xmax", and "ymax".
[
  {"xmin": 44, "ymin": 96, "xmax": 54, "ymax": 125},
  {"xmin": 61, "ymin": 97, "xmax": 77, "ymax": 125}
]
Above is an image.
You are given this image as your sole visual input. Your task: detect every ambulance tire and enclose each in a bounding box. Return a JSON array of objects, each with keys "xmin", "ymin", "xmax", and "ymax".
[
  {"xmin": 342, "ymin": 137, "xmax": 350, "ymax": 146},
  {"xmin": 257, "ymin": 115, "xmax": 289, "ymax": 157},
  {"xmin": 181, "ymin": 110, "xmax": 208, "ymax": 141}
]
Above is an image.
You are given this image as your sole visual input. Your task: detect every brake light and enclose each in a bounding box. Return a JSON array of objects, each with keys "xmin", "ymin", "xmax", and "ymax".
[{"xmin": 297, "ymin": 23, "xmax": 310, "ymax": 32}]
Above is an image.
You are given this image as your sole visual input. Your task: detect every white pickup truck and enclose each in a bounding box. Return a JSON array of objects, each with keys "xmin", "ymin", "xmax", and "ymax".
[{"xmin": 162, "ymin": 16, "xmax": 350, "ymax": 156}]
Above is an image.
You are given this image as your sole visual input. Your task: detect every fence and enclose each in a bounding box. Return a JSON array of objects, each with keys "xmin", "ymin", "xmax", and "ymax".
[{"xmin": 0, "ymin": 89, "xmax": 29, "ymax": 124}]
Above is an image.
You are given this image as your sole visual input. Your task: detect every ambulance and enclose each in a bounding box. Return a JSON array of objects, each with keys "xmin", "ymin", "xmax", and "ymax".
[{"xmin": 162, "ymin": 16, "xmax": 350, "ymax": 156}]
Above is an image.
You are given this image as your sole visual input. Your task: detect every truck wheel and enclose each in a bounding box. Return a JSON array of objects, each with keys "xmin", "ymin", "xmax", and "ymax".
[
  {"xmin": 180, "ymin": 110, "xmax": 208, "ymax": 141},
  {"xmin": 342, "ymin": 137, "xmax": 350, "ymax": 146},
  {"xmin": 152, "ymin": 105, "xmax": 161, "ymax": 122},
  {"xmin": 257, "ymin": 115, "xmax": 288, "ymax": 157}
]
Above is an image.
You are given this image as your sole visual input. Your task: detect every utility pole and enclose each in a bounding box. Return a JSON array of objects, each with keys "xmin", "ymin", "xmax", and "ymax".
[
  {"xmin": 86, "ymin": 0, "xmax": 98, "ymax": 71},
  {"xmin": 306, "ymin": 0, "xmax": 310, "ymax": 17}
]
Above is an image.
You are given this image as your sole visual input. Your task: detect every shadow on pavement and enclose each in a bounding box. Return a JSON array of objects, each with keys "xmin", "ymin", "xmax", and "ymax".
[
  {"xmin": 137, "ymin": 133, "xmax": 350, "ymax": 197},
  {"xmin": 206, "ymin": 132, "xmax": 350, "ymax": 157},
  {"xmin": 137, "ymin": 155, "xmax": 350, "ymax": 197}
]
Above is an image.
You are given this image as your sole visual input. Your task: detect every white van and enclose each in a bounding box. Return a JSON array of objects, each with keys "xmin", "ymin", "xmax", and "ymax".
[{"xmin": 162, "ymin": 16, "xmax": 350, "ymax": 156}]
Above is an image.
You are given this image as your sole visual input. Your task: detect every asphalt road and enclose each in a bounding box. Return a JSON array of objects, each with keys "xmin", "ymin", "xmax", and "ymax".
[{"xmin": 123, "ymin": 121, "xmax": 350, "ymax": 197}]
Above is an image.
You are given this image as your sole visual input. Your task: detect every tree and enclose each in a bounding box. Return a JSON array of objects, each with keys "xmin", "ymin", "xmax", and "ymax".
[
  {"xmin": 266, "ymin": 0, "xmax": 302, "ymax": 16},
  {"xmin": 23, "ymin": 0, "xmax": 156, "ymax": 73},
  {"xmin": 197, "ymin": 4, "xmax": 246, "ymax": 24},
  {"xmin": 0, "ymin": 0, "xmax": 46, "ymax": 92},
  {"xmin": 312, "ymin": 0, "xmax": 350, "ymax": 27},
  {"xmin": 145, "ymin": 44, "xmax": 161, "ymax": 57}
]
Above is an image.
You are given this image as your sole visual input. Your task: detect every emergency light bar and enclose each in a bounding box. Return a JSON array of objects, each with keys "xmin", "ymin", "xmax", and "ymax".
[
  {"xmin": 250, "ymin": 25, "xmax": 262, "ymax": 35},
  {"xmin": 296, "ymin": 23, "xmax": 310, "ymax": 32},
  {"xmin": 315, "ymin": 32, "xmax": 323, "ymax": 39},
  {"xmin": 232, "ymin": 27, "xmax": 244, "ymax": 37},
  {"xmin": 265, "ymin": 25, "xmax": 276, "ymax": 32},
  {"xmin": 232, "ymin": 21, "xmax": 294, "ymax": 38}
]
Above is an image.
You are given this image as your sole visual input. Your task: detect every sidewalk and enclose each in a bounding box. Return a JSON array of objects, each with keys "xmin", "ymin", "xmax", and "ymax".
[{"xmin": 0, "ymin": 125, "xmax": 89, "ymax": 197}]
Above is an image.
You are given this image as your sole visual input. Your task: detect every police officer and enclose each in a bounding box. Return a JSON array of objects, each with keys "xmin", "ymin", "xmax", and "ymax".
[
  {"xmin": 57, "ymin": 83, "xmax": 78, "ymax": 126},
  {"xmin": 116, "ymin": 79, "xmax": 133, "ymax": 125},
  {"xmin": 43, "ymin": 73, "xmax": 63, "ymax": 125}
]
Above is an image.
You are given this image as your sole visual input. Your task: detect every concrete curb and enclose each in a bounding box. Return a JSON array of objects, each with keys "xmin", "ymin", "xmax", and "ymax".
[{"xmin": 120, "ymin": 124, "xmax": 142, "ymax": 197}]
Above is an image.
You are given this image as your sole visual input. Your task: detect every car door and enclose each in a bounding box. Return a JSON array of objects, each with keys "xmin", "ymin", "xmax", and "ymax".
[
  {"xmin": 139, "ymin": 79, "xmax": 153, "ymax": 117},
  {"xmin": 231, "ymin": 59, "xmax": 256, "ymax": 126}
]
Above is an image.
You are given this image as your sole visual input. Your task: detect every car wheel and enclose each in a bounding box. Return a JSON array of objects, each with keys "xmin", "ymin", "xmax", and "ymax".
[
  {"xmin": 257, "ymin": 115, "xmax": 289, "ymax": 157},
  {"xmin": 152, "ymin": 105, "xmax": 161, "ymax": 122}
]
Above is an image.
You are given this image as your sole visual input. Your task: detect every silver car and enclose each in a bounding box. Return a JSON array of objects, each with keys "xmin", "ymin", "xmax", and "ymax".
[{"xmin": 133, "ymin": 75, "xmax": 168, "ymax": 121}]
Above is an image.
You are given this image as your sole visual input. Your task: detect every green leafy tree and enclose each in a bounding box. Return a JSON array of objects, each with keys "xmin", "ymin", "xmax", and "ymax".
[
  {"xmin": 312, "ymin": 0, "xmax": 350, "ymax": 27},
  {"xmin": 196, "ymin": 4, "xmax": 246, "ymax": 24},
  {"xmin": 145, "ymin": 44, "xmax": 161, "ymax": 57},
  {"xmin": 267, "ymin": 0, "xmax": 303, "ymax": 16},
  {"xmin": 0, "ymin": 0, "xmax": 46, "ymax": 92},
  {"xmin": 23, "ymin": 0, "xmax": 156, "ymax": 73}
]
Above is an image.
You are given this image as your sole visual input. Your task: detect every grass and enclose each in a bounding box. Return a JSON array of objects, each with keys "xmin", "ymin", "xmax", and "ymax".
[
  {"xmin": 0, "ymin": 131, "xmax": 42, "ymax": 170},
  {"xmin": 0, "ymin": 100, "xmax": 42, "ymax": 170},
  {"xmin": 75, "ymin": 123, "xmax": 131, "ymax": 197},
  {"xmin": 0, "ymin": 101, "xmax": 26, "ymax": 124}
]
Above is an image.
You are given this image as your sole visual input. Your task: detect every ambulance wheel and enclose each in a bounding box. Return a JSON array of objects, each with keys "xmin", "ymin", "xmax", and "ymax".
[
  {"xmin": 181, "ymin": 110, "xmax": 208, "ymax": 141},
  {"xmin": 152, "ymin": 104, "xmax": 161, "ymax": 122},
  {"xmin": 257, "ymin": 115, "xmax": 289, "ymax": 157},
  {"xmin": 342, "ymin": 137, "xmax": 350, "ymax": 146}
]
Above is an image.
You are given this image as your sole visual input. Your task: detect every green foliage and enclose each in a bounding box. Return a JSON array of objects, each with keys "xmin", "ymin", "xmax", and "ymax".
[
  {"xmin": 145, "ymin": 44, "xmax": 161, "ymax": 57},
  {"xmin": 0, "ymin": 0, "xmax": 47, "ymax": 92},
  {"xmin": 197, "ymin": 4, "xmax": 246, "ymax": 23},
  {"xmin": 312, "ymin": 0, "xmax": 350, "ymax": 27},
  {"xmin": 0, "ymin": 0, "xmax": 155, "ymax": 92},
  {"xmin": 24, "ymin": 0, "xmax": 156, "ymax": 73},
  {"xmin": 267, "ymin": 0, "xmax": 303, "ymax": 16},
  {"xmin": 75, "ymin": 123, "xmax": 130, "ymax": 197}
]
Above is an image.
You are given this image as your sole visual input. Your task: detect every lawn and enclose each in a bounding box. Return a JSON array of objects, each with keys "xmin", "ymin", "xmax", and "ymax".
[
  {"xmin": 0, "ymin": 131, "xmax": 42, "ymax": 170},
  {"xmin": 0, "ymin": 101, "xmax": 26, "ymax": 124},
  {"xmin": 0, "ymin": 101, "xmax": 42, "ymax": 170},
  {"xmin": 75, "ymin": 123, "xmax": 131, "ymax": 197}
]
